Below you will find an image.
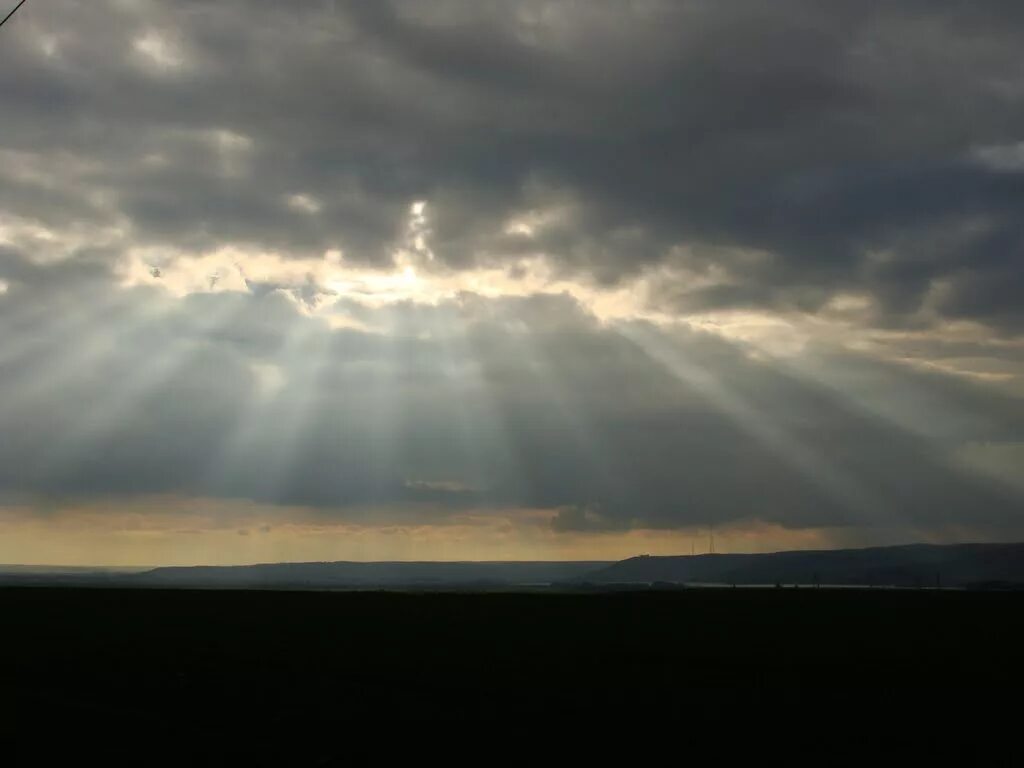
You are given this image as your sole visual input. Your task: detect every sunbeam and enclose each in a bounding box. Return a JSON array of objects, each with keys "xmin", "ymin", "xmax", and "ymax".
[
  {"xmin": 400, "ymin": 301, "xmax": 498, "ymax": 497},
  {"xmin": 617, "ymin": 321, "xmax": 894, "ymax": 530},
  {"xmin": 34, "ymin": 289, "xmax": 258, "ymax": 484},
  {"xmin": 204, "ymin": 304, "xmax": 335, "ymax": 508},
  {"xmin": 482, "ymin": 303, "xmax": 627, "ymax": 519},
  {"xmin": 0, "ymin": 286, "xmax": 163, "ymax": 424}
]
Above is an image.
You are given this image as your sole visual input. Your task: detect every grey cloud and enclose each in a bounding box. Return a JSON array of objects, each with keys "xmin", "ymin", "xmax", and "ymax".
[
  {"xmin": 2, "ymin": 1, "xmax": 1024, "ymax": 327},
  {"xmin": 971, "ymin": 142, "xmax": 1024, "ymax": 174}
]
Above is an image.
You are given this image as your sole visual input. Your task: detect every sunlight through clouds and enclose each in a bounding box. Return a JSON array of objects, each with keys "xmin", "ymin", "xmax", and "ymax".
[{"xmin": 1, "ymin": 0, "xmax": 1023, "ymax": 564}]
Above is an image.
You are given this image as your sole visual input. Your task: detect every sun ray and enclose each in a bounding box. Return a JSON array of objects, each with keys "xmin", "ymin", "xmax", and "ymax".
[
  {"xmin": 490, "ymin": 311, "xmax": 625, "ymax": 517},
  {"xmin": 201, "ymin": 307, "xmax": 335, "ymax": 508},
  {"xmin": 33, "ymin": 291, "xmax": 258, "ymax": 480},
  {"xmin": 616, "ymin": 321, "xmax": 893, "ymax": 529},
  {"xmin": 0, "ymin": 287, "xmax": 160, "ymax": 422},
  {"xmin": 407, "ymin": 299, "xmax": 516, "ymax": 505}
]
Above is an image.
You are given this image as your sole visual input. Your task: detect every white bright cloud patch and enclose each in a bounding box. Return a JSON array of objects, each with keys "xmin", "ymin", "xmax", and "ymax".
[{"xmin": 971, "ymin": 142, "xmax": 1024, "ymax": 173}]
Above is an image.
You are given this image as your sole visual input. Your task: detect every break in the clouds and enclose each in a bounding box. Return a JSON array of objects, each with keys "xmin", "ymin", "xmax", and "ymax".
[{"xmin": 0, "ymin": 0, "xmax": 1023, "ymax": 562}]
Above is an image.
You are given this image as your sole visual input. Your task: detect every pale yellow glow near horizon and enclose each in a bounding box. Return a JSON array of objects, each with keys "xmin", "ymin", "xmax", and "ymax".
[{"xmin": 0, "ymin": 495, "xmax": 909, "ymax": 568}]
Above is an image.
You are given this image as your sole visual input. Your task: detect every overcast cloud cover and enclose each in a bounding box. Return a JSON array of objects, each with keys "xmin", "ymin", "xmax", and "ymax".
[{"xmin": 1, "ymin": 0, "xmax": 1023, "ymax": 562}]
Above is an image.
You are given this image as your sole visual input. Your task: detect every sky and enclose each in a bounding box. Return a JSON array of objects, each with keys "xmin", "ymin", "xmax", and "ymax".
[{"xmin": 0, "ymin": 0, "xmax": 1023, "ymax": 565}]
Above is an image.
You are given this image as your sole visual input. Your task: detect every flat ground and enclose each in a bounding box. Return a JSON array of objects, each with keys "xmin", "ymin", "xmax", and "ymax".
[{"xmin": 2, "ymin": 587, "xmax": 1021, "ymax": 761}]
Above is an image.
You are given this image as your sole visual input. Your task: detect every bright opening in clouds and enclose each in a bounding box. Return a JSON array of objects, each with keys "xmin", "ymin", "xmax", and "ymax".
[{"xmin": 1, "ymin": 0, "xmax": 1023, "ymax": 565}]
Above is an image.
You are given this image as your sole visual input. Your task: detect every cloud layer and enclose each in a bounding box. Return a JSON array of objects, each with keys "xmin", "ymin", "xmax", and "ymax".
[{"xmin": 1, "ymin": 1, "xmax": 1022, "ymax": 559}]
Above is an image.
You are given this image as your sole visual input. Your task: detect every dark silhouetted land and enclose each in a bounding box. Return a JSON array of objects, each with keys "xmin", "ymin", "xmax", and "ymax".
[
  {"xmin": 3, "ymin": 543, "xmax": 1023, "ymax": 761},
  {"xmin": 1, "ymin": 585, "xmax": 1022, "ymax": 763},
  {"xmin": 584, "ymin": 542, "xmax": 1024, "ymax": 588}
]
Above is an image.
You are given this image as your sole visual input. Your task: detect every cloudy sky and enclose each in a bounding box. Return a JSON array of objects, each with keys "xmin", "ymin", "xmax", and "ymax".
[{"xmin": 1, "ymin": 0, "xmax": 1023, "ymax": 565}]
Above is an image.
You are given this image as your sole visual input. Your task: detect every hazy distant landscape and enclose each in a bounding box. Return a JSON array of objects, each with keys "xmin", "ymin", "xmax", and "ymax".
[{"xmin": 3, "ymin": 542, "xmax": 1022, "ymax": 590}]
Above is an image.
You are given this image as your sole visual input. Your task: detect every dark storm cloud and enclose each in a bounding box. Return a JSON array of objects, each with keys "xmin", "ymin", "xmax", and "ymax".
[
  {"xmin": 0, "ymin": 255, "xmax": 1020, "ymax": 536},
  {"xmin": 3, "ymin": 1, "xmax": 1024, "ymax": 326}
]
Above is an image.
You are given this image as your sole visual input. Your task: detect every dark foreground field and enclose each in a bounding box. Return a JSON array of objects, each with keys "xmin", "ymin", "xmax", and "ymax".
[{"xmin": 2, "ymin": 587, "xmax": 1022, "ymax": 761}]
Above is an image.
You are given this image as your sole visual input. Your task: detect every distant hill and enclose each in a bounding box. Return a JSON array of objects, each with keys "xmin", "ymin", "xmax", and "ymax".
[
  {"xmin": 2, "ymin": 544, "xmax": 1021, "ymax": 590},
  {"xmin": 135, "ymin": 560, "xmax": 612, "ymax": 588},
  {"xmin": 580, "ymin": 543, "xmax": 1024, "ymax": 588}
]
